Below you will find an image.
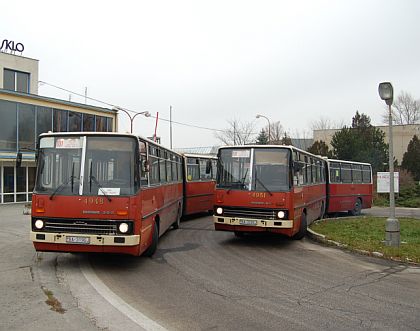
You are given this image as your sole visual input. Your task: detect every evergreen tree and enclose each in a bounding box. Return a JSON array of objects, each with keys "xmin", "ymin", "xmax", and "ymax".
[
  {"xmin": 331, "ymin": 112, "xmax": 388, "ymax": 173},
  {"xmin": 307, "ymin": 140, "xmax": 333, "ymax": 158},
  {"xmin": 280, "ymin": 133, "xmax": 293, "ymax": 145},
  {"xmin": 401, "ymin": 135, "xmax": 420, "ymax": 180},
  {"xmin": 256, "ymin": 129, "xmax": 269, "ymax": 145}
]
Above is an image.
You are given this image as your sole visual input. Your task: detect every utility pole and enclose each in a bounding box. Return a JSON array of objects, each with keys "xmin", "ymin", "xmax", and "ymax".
[
  {"xmin": 170, "ymin": 105, "xmax": 173, "ymax": 149},
  {"xmin": 378, "ymin": 82, "xmax": 400, "ymax": 247}
]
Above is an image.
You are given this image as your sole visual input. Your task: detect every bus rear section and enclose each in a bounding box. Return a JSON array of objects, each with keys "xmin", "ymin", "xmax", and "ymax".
[
  {"xmin": 213, "ymin": 146, "xmax": 326, "ymax": 239},
  {"xmin": 326, "ymin": 160, "xmax": 373, "ymax": 216},
  {"xmin": 30, "ymin": 133, "xmax": 183, "ymax": 256},
  {"xmin": 182, "ymin": 154, "xmax": 217, "ymax": 216}
]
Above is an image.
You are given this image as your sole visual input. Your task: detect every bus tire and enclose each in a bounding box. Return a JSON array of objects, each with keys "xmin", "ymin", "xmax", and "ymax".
[
  {"xmin": 293, "ymin": 212, "xmax": 307, "ymax": 240},
  {"xmin": 143, "ymin": 220, "xmax": 158, "ymax": 257},
  {"xmin": 172, "ymin": 206, "xmax": 181, "ymax": 229},
  {"xmin": 318, "ymin": 201, "xmax": 325, "ymax": 220},
  {"xmin": 348, "ymin": 198, "xmax": 362, "ymax": 216}
]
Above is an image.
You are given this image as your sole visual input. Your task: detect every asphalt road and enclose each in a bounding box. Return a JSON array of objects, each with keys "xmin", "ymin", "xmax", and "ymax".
[
  {"xmin": 3, "ymin": 204, "xmax": 419, "ymax": 330},
  {"xmin": 86, "ymin": 214, "xmax": 420, "ymax": 331}
]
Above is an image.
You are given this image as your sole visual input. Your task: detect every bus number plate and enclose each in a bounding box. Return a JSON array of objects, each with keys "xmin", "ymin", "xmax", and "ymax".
[
  {"xmin": 239, "ymin": 219, "xmax": 257, "ymax": 226},
  {"xmin": 66, "ymin": 236, "xmax": 90, "ymax": 244}
]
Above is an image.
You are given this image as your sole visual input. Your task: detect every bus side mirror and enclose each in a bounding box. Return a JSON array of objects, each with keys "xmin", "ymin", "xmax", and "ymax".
[
  {"xmin": 16, "ymin": 152, "xmax": 22, "ymax": 168},
  {"xmin": 142, "ymin": 159, "xmax": 150, "ymax": 172},
  {"xmin": 205, "ymin": 160, "xmax": 212, "ymax": 174}
]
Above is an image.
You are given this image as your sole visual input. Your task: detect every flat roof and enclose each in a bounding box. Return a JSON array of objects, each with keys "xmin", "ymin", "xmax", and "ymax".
[{"xmin": 0, "ymin": 88, "xmax": 116, "ymax": 114}]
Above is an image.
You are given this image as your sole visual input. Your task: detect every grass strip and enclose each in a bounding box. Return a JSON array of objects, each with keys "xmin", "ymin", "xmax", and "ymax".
[{"xmin": 310, "ymin": 216, "xmax": 420, "ymax": 264}]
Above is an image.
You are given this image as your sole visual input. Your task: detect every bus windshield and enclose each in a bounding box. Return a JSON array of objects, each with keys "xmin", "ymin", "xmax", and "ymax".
[
  {"xmin": 35, "ymin": 135, "xmax": 138, "ymax": 196},
  {"xmin": 217, "ymin": 148, "xmax": 290, "ymax": 192}
]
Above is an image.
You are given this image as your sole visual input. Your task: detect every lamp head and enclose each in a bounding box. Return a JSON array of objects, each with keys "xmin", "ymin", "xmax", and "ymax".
[{"xmin": 378, "ymin": 82, "xmax": 393, "ymax": 106}]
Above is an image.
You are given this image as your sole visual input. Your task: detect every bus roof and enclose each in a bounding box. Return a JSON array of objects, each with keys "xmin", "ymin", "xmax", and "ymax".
[
  {"xmin": 38, "ymin": 132, "xmax": 183, "ymax": 157},
  {"xmin": 217, "ymin": 145, "xmax": 323, "ymax": 159},
  {"xmin": 326, "ymin": 158, "xmax": 372, "ymax": 167}
]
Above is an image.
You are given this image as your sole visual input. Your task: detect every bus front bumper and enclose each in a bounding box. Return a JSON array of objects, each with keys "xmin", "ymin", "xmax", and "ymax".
[
  {"xmin": 213, "ymin": 216, "xmax": 293, "ymax": 229},
  {"xmin": 30, "ymin": 231, "xmax": 140, "ymax": 246}
]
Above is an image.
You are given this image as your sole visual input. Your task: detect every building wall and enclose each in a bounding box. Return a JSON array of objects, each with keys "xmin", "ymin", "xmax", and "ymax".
[
  {"xmin": 313, "ymin": 124, "xmax": 420, "ymax": 163},
  {"xmin": 0, "ymin": 53, "xmax": 39, "ymax": 94}
]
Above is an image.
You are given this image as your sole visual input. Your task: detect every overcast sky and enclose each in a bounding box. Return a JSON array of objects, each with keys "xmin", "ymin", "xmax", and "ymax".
[{"xmin": 3, "ymin": 0, "xmax": 420, "ymax": 148}]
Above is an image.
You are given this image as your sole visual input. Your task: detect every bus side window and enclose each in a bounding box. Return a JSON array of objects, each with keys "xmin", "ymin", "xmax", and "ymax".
[
  {"xmin": 187, "ymin": 158, "xmax": 199, "ymax": 181},
  {"xmin": 352, "ymin": 164, "xmax": 362, "ymax": 183},
  {"xmin": 139, "ymin": 141, "xmax": 149, "ymax": 187},
  {"xmin": 362, "ymin": 165, "xmax": 371, "ymax": 183},
  {"xmin": 330, "ymin": 162, "xmax": 341, "ymax": 183}
]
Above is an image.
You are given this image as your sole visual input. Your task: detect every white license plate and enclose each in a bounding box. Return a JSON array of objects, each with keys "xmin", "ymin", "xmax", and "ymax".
[
  {"xmin": 239, "ymin": 219, "xmax": 257, "ymax": 226},
  {"xmin": 66, "ymin": 236, "xmax": 90, "ymax": 244}
]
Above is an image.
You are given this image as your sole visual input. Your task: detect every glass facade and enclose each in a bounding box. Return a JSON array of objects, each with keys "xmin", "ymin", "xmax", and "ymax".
[
  {"xmin": 0, "ymin": 98, "xmax": 114, "ymax": 203},
  {"xmin": 0, "ymin": 100, "xmax": 114, "ymax": 152}
]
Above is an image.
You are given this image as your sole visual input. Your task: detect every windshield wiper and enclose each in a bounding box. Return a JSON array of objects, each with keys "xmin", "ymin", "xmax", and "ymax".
[
  {"xmin": 89, "ymin": 163, "xmax": 112, "ymax": 202},
  {"xmin": 254, "ymin": 172, "xmax": 273, "ymax": 196},
  {"xmin": 49, "ymin": 163, "xmax": 75, "ymax": 200}
]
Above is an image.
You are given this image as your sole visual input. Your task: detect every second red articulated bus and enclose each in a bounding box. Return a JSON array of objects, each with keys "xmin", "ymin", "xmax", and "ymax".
[
  {"xmin": 213, "ymin": 145, "xmax": 326, "ymax": 239},
  {"xmin": 213, "ymin": 146, "xmax": 373, "ymax": 238}
]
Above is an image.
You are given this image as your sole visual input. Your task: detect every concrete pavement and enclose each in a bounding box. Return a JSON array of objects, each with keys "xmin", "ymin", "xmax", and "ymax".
[{"xmin": 0, "ymin": 203, "xmax": 101, "ymax": 330}]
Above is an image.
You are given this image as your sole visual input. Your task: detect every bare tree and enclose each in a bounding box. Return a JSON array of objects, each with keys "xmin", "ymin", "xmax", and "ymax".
[
  {"xmin": 268, "ymin": 121, "xmax": 285, "ymax": 143},
  {"xmin": 310, "ymin": 116, "xmax": 335, "ymax": 131},
  {"xmin": 215, "ymin": 119, "xmax": 256, "ymax": 146},
  {"xmin": 382, "ymin": 91, "xmax": 420, "ymax": 125}
]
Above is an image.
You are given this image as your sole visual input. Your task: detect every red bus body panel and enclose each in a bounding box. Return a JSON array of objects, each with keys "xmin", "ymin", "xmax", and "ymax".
[
  {"xmin": 326, "ymin": 182, "xmax": 372, "ymax": 213},
  {"xmin": 214, "ymin": 185, "xmax": 325, "ymax": 237},
  {"xmin": 31, "ymin": 182, "xmax": 183, "ymax": 256},
  {"xmin": 183, "ymin": 181, "xmax": 215, "ymax": 216}
]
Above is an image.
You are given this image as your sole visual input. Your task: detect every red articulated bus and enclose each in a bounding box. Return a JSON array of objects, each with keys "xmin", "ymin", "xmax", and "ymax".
[
  {"xmin": 325, "ymin": 159, "xmax": 373, "ymax": 216},
  {"xmin": 182, "ymin": 154, "xmax": 217, "ymax": 217},
  {"xmin": 213, "ymin": 145, "xmax": 326, "ymax": 239},
  {"xmin": 30, "ymin": 132, "xmax": 185, "ymax": 256}
]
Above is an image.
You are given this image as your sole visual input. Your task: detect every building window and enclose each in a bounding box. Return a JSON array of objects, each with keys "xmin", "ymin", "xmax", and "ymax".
[
  {"xmin": 0, "ymin": 100, "xmax": 17, "ymax": 151},
  {"xmin": 83, "ymin": 114, "xmax": 95, "ymax": 131},
  {"xmin": 3, "ymin": 69, "xmax": 30, "ymax": 93},
  {"xmin": 69, "ymin": 111, "xmax": 82, "ymax": 131},
  {"xmin": 36, "ymin": 106, "xmax": 52, "ymax": 137},
  {"xmin": 96, "ymin": 116, "xmax": 107, "ymax": 132},
  {"xmin": 53, "ymin": 109, "xmax": 68, "ymax": 132},
  {"xmin": 107, "ymin": 118, "xmax": 113, "ymax": 132},
  {"xmin": 18, "ymin": 103, "xmax": 36, "ymax": 149}
]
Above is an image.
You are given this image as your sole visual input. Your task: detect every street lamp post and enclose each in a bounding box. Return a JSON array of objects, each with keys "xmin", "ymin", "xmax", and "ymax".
[
  {"xmin": 378, "ymin": 82, "xmax": 400, "ymax": 247},
  {"xmin": 256, "ymin": 114, "xmax": 271, "ymax": 143},
  {"xmin": 113, "ymin": 107, "xmax": 151, "ymax": 133}
]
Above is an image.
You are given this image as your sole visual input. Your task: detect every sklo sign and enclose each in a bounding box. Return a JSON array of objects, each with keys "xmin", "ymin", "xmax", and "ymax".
[{"xmin": 0, "ymin": 39, "xmax": 24, "ymax": 54}]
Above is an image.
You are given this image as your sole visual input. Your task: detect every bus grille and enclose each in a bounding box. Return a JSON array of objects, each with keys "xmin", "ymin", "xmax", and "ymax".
[
  {"xmin": 221, "ymin": 206, "xmax": 279, "ymax": 220},
  {"xmin": 36, "ymin": 219, "xmax": 119, "ymax": 235}
]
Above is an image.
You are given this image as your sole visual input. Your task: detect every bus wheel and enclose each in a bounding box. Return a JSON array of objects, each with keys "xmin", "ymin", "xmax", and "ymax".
[
  {"xmin": 318, "ymin": 201, "xmax": 325, "ymax": 220},
  {"xmin": 293, "ymin": 213, "xmax": 307, "ymax": 240},
  {"xmin": 143, "ymin": 220, "xmax": 158, "ymax": 257},
  {"xmin": 348, "ymin": 198, "xmax": 362, "ymax": 216},
  {"xmin": 234, "ymin": 231, "xmax": 245, "ymax": 238},
  {"xmin": 172, "ymin": 206, "xmax": 181, "ymax": 229}
]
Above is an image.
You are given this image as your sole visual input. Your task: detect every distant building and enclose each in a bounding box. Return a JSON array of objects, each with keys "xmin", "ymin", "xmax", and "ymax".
[
  {"xmin": 174, "ymin": 146, "xmax": 219, "ymax": 155},
  {"xmin": 313, "ymin": 124, "xmax": 420, "ymax": 163},
  {"xmin": 0, "ymin": 52, "xmax": 117, "ymax": 204}
]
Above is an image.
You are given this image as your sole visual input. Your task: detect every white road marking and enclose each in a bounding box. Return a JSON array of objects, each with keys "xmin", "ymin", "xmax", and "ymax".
[{"xmin": 79, "ymin": 259, "xmax": 168, "ymax": 331}]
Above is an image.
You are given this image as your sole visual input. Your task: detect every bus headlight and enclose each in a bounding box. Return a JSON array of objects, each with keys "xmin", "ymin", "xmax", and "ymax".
[
  {"xmin": 35, "ymin": 219, "xmax": 44, "ymax": 230},
  {"xmin": 277, "ymin": 211, "xmax": 286, "ymax": 219},
  {"xmin": 118, "ymin": 222, "xmax": 129, "ymax": 234},
  {"xmin": 216, "ymin": 207, "xmax": 223, "ymax": 215}
]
